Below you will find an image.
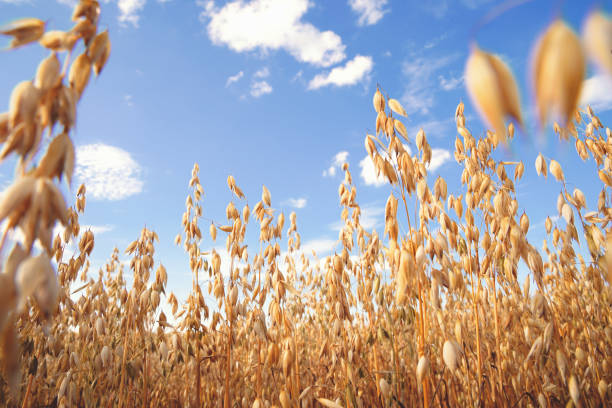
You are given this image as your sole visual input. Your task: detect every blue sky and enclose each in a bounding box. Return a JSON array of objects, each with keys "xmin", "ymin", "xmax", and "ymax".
[{"xmin": 1, "ymin": 0, "xmax": 611, "ymax": 303}]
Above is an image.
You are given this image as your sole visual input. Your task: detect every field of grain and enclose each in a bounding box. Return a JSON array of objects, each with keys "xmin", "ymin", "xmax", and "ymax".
[{"xmin": 0, "ymin": 1, "xmax": 611, "ymax": 407}]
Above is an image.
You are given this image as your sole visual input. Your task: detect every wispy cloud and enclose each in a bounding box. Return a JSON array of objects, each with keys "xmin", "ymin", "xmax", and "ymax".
[
  {"xmin": 438, "ymin": 74, "xmax": 463, "ymax": 91},
  {"xmin": 254, "ymin": 67, "xmax": 270, "ymax": 78},
  {"xmin": 579, "ymin": 74, "xmax": 612, "ymax": 113},
  {"xmin": 407, "ymin": 117, "xmax": 455, "ymax": 140},
  {"xmin": 124, "ymin": 94, "xmax": 134, "ymax": 107},
  {"xmin": 76, "ymin": 144, "xmax": 144, "ymax": 200},
  {"xmin": 401, "ymin": 53, "xmax": 458, "ymax": 115},
  {"xmin": 199, "ymin": 0, "xmax": 346, "ymax": 67},
  {"xmin": 250, "ymin": 80, "xmax": 272, "ymax": 98},
  {"xmin": 285, "ymin": 197, "xmax": 307, "ymax": 209},
  {"xmin": 118, "ymin": 0, "xmax": 147, "ymax": 27},
  {"xmin": 348, "ymin": 0, "xmax": 389, "ymax": 26},
  {"xmin": 308, "ymin": 55, "xmax": 373, "ymax": 90},
  {"xmin": 225, "ymin": 70, "xmax": 244, "ymax": 86},
  {"xmin": 323, "ymin": 151, "xmax": 349, "ymax": 177}
]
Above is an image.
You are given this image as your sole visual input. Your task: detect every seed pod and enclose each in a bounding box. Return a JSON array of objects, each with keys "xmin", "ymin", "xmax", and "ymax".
[
  {"xmin": 1, "ymin": 18, "xmax": 45, "ymax": 48},
  {"xmin": 416, "ymin": 355, "xmax": 430, "ymax": 383},
  {"xmin": 279, "ymin": 390, "xmax": 290, "ymax": 408},
  {"xmin": 465, "ymin": 45, "xmax": 522, "ymax": 140},
  {"xmin": 549, "ymin": 159, "xmax": 564, "ymax": 181},
  {"xmin": 373, "ymin": 88, "xmax": 384, "ymax": 113},
  {"xmin": 532, "ymin": 20, "xmax": 585, "ymax": 126},
  {"xmin": 443, "ymin": 340, "xmax": 459, "ymax": 373},
  {"xmin": 582, "ymin": 11, "xmax": 612, "ymax": 75},
  {"xmin": 35, "ymin": 53, "xmax": 61, "ymax": 92},
  {"xmin": 535, "ymin": 154, "xmax": 547, "ymax": 178},
  {"xmin": 101, "ymin": 345, "xmax": 111, "ymax": 367},
  {"xmin": 388, "ymin": 98, "xmax": 407, "ymax": 117},
  {"xmin": 9, "ymin": 80, "xmax": 40, "ymax": 127},
  {"xmin": 87, "ymin": 30, "xmax": 109, "ymax": 67},
  {"xmin": 95, "ymin": 316, "xmax": 105, "ymax": 336},
  {"xmin": 39, "ymin": 30, "xmax": 78, "ymax": 51},
  {"xmin": 598, "ymin": 379, "xmax": 608, "ymax": 400},
  {"xmin": 568, "ymin": 375, "xmax": 580, "ymax": 406},
  {"xmin": 556, "ymin": 349, "xmax": 568, "ymax": 384},
  {"xmin": 69, "ymin": 53, "xmax": 92, "ymax": 99},
  {"xmin": 379, "ymin": 378, "xmax": 390, "ymax": 398},
  {"xmin": 93, "ymin": 34, "xmax": 111, "ymax": 75},
  {"xmin": 262, "ymin": 185, "xmax": 271, "ymax": 206},
  {"xmin": 230, "ymin": 285, "xmax": 238, "ymax": 306}
]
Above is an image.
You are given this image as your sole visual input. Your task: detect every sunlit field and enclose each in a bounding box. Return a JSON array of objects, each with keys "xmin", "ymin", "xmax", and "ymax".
[{"xmin": 0, "ymin": 1, "xmax": 611, "ymax": 407}]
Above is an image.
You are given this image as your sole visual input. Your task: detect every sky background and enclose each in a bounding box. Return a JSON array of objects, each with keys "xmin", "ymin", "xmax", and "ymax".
[{"xmin": 1, "ymin": 0, "xmax": 611, "ymax": 304}]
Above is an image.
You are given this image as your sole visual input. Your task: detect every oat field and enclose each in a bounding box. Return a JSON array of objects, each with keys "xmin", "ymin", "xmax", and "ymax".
[{"xmin": 0, "ymin": 1, "xmax": 611, "ymax": 407}]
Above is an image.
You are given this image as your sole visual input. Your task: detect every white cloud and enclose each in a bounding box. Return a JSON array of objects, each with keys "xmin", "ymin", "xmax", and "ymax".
[
  {"xmin": 124, "ymin": 94, "xmax": 134, "ymax": 107},
  {"xmin": 348, "ymin": 0, "xmax": 388, "ymax": 26},
  {"xmin": 361, "ymin": 205, "xmax": 384, "ymax": 230},
  {"xmin": 359, "ymin": 155, "xmax": 386, "ymax": 187},
  {"xmin": 401, "ymin": 53, "xmax": 457, "ymax": 114},
  {"xmin": 359, "ymin": 147, "xmax": 450, "ymax": 187},
  {"xmin": 308, "ymin": 55, "xmax": 373, "ymax": 90},
  {"xmin": 75, "ymin": 144, "xmax": 144, "ymax": 200},
  {"xmin": 226, "ymin": 70, "xmax": 244, "ymax": 86},
  {"xmin": 250, "ymin": 80, "xmax": 272, "ymax": 97},
  {"xmin": 84, "ymin": 224, "xmax": 115, "ymax": 235},
  {"xmin": 579, "ymin": 74, "xmax": 612, "ymax": 113},
  {"xmin": 301, "ymin": 238, "xmax": 337, "ymax": 257},
  {"xmin": 438, "ymin": 74, "xmax": 463, "ymax": 91},
  {"xmin": 323, "ymin": 151, "xmax": 349, "ymax": 177},
  {"xmin": 359, "ymin": 144, "xmax": 411, "ymax": 187},
  {"xmin": 427, "ymin": 148, "xmax": 451, "ymax": 171},
  {"xmin": 285, "ymin": 197, "xmax": 307, "ymax": 209},
  {"xmin": 118, "ymin": 0, "xmax": 146, "ymax": 27},
  {"xmin": 254, "ymin": 67, "xmax": 270, "ymax": 78},
  {"xmin": 421, "ymin": 0, "xmax": 492, "ymax": 18},
  {"xmin": 200, "ymin": 0, "xmax": 346, "ymax": 67},
  {"xmin": 322, "ymin": 166, "xmax": 335, "ymax": 177}
]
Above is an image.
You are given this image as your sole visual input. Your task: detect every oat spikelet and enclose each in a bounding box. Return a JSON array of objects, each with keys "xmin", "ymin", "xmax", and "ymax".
[
  {"xmin": 532, "ymin": 20, "xmax": 585, "ymax": 126},
  {"xmin": 582, "ymin": 10, "xmax": 612, "ymax": 75},
  {"xmin": 465, "ymin": 45, "xmax": 522, "ymax": 140}
]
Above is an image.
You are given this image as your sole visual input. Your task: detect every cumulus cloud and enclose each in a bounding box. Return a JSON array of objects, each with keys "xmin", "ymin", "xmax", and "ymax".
[
  {"xmin": 76, "ymin": 144, "xmax": 144, "ymax": 200},
  {"xmin": 579, "ymin": 74, "xmax": 612, "ymax": 113},
  {"xmin": 348, "ymin": 0, "xmax": 388, "ymax": 26},
  {"xmin": 359, "ymin": 155, "xmax": 386, "ymax": 187},
  {"xmin": 427, "ymin": 148, "xmax": 451, "ymax": 171},
  {"xmin": 285, "ymin": 197, "xmax": 307, "ymax": 209},
  {"xmin": 250, "ymin": 80, "xmax": 272, "ymax": 97},
  {"xmin": 308, "ymin": 55, "xmax": 373, "ymax": 90},
  {"xmin": 226, "ymin": 70, "xmax": 244, "ymax": 86},
  {"xmin": 359, "ymin": 144, "xmax": 449, "ymax": 187},
  {"xmin": 323, "ymin": 151, "xmax": 349, "ymax": 177},
  {"xmin": 200, "ymin": 0, "xmax": 346, "ymax": 67}
]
